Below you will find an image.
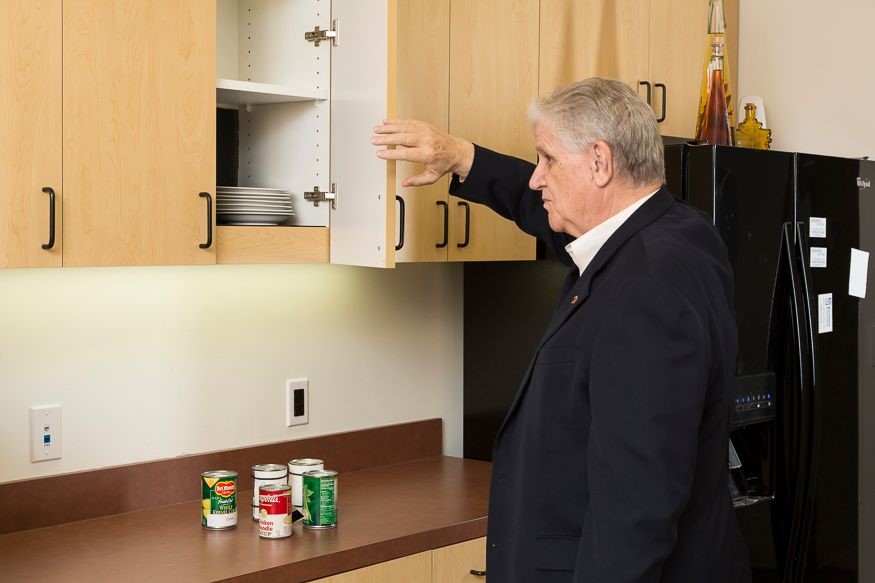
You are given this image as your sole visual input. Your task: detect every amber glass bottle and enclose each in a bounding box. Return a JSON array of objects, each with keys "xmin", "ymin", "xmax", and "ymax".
[
  {"xmin": 736, "ymin": 103, "xmax": 772, "ymax": 149},
  {"xmin": 696, "ymin": 42, "xmax": 732, "ymax": 145},
  {"xmin": 695, "ymin": 0, "xmax": 735, "ymax": 145}
]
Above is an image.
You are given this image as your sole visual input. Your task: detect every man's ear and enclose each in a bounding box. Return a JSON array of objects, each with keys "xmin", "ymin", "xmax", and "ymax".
[{"xmin": 591, "ymin": 141, "xmax": 614, "ymax": 188}]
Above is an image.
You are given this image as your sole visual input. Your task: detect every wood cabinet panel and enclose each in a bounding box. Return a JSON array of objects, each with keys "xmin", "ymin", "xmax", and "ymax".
[
  {"xmin": 315, "ymin": 551, "xmax": 432, "ymax": 582},
  {"xmin": 449, "ymin": 0, "xmax": 537, "ymax": 262},
  {"xmin": 0, "ymin": 0, "xmax": 62, "ymax": 268},
  {"xmin": 649, "ymin": 0, "xmax": 739, "ymax": 138},
  {"xmin": 215, "ymin": 226, "xmax": 328, "ymax": 264},
  {"xmin": 433, "ymin": 537, "xmax": 487, "ymax": 582},
  {"xmin": 394, "ymin": 0, "xmax": 450, "ymax": 263},
  {"xmin": 539, "ymin": 0, "xmax": 648, "ymax": 96},
  {"xmin": 63, "ymin": 0, "xmax": 215, "ymax": 267},
  {"xmin": 539, "ymin": 0, "xmax": 738, "ymax": 140}
]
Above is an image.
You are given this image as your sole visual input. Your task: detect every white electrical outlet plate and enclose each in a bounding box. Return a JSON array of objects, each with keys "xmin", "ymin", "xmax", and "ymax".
[
  {"xmin": 30, "ymin": 405, "xmax": 61, "ymax": 462},
  {"xmin": 286, "ymin": 378, "xmax": 309, "ymax": 427}
]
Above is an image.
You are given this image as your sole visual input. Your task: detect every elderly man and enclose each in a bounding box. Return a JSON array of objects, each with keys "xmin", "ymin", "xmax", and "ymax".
[{"xmin": 373, "ymin": 78, "xmax": 750, "ymax": 582}]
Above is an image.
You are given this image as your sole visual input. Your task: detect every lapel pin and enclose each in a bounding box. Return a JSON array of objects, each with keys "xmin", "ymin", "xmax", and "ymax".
[{"xmin": 571, "ymin": 295, "xmax": 580, "ymax": 305}]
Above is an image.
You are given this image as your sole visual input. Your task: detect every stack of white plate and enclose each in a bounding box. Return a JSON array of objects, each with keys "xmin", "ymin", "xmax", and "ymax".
[{"xmin": 216, "ymin": 186, "xmax": 294, "ymax": 226}]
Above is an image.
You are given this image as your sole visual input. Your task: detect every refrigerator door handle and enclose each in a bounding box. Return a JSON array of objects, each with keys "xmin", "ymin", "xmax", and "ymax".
[
  {"xmin": 780, "ymin": 223, "xmax": 813, "ymax": 583},
  {"xmin": 779, "ymin": 222, "xmax": 821, "ymax": 583},
  {"xmin": 792, "ymin": 221, "xmax": 821, "ymax": 580}
]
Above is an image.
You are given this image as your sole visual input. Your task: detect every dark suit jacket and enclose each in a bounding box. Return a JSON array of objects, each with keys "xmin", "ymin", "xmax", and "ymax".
[{"xmin": 451, "ymin": 146, "xmax": 751, "ymax": 582}]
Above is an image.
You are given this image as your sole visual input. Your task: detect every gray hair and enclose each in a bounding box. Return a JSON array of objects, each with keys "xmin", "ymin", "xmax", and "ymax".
[{"xmin": 528, "ymin": 78, "xmax": 665, "ymax": 186}]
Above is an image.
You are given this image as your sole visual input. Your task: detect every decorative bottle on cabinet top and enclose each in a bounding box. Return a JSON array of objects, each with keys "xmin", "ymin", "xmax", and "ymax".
[
  {"xmin": 736, "ymin": 103, "xmax": 772, "ymax": 150},
  {"xmin": 695, "ymin": 0, "xmax": 735, "ymax": 145},
  {"xmin": 696, "ymin": 43, "xmax": 733, "ymax": 145}
]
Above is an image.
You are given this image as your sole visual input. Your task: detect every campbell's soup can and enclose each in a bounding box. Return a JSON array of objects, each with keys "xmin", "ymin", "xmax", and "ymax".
[
  {"xmin": 288, "ymin": 458, "xmax": 323, "ymax": 510},
  {"xmin": 258, "ymin": 484, "xmax": 293, "ymax": 539},
  {"xmin": 201, "ymin": 470, "xmax": 238, "ymax": 530},
  {"xmin": 303, "ymin": 470, "xmax": 337, "ymax": 529},
  {"xmin": 251, "ymin": 464, "xmax": 288, "ymax": 520}
]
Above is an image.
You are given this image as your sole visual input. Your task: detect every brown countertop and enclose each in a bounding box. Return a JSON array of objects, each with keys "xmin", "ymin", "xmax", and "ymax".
[{"xmin": 0, "ymin": 456, "xmax": 491, "ymax": 582}]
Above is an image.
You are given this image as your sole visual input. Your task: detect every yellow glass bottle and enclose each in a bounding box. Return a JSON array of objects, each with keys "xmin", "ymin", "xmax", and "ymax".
[
  {"xmin": 695, "ymin": 0, "xmax": 735, "ymax": 145},
  {"xmin": 736, "ymin": 103, "xmax": 772, "ymax": 150}
]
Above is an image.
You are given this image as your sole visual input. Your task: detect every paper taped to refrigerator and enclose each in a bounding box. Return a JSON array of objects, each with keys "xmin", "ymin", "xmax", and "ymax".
[
  {"xmin": 809, "ymin": 217, "xmax": 827, "ymax": 238},
  {"xmin": 810, "ymin": 247, "xmax": 827, "ymax": 268},
  {"xmin": 849, "ymin": 248, "xmax": 869, "ymax": 299},
  {"xmin": 818, "ymin": 293, "xmax": 833, "ymax": 334}
]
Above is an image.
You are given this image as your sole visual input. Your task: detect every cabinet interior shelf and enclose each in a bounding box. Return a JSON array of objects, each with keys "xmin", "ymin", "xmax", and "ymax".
[{"xmin": 216, "ymin": 78, "xmax": 328, "ymax": 107}]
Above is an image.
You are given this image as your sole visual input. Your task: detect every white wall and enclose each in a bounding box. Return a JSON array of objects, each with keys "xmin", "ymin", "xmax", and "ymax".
[
  {"xmin": 0, "ymin": 262, "xmax": 463, "ymax": 483},
  {"xmin": 738, "ymin": 0, "xmax": 875, "ymax": 158}
]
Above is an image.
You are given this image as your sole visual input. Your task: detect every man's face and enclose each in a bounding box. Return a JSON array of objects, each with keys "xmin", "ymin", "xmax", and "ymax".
[{"xmin": 528, "ymin": 120, "xmax": 610, "ymax": 237}]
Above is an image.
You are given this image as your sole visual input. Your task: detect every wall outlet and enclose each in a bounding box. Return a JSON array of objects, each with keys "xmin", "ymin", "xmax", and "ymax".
[
  {"xmin": 30, "ymin": 405, "xmax": 61, "ymax": 462},
  {"xmin": 286, "ymin": 378, "xmax": 309, "ymax": 427}
]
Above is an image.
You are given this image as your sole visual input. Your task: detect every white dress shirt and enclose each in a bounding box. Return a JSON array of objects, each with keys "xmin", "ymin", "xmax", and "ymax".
[{"xmin": 564, "ymin": 190, "xmax": 659, "ymax": 276}]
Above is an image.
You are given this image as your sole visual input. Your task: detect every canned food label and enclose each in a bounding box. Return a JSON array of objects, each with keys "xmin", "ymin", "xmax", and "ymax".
[
  {"xmin": 258, "ymin": 487, "xmax": 292, "ymax": 538},
  {"xmin": 202, "ymin": 474, "xmax": 238, "ymax": 529},
  {"xmin": 258, "ymin": 512, "xmax": 293, "ymax": 538},
  {"xmin": 304, "ymin": 474, "xmax": 336, "ymax": 527},
  {"xmin": 252, "ymin": 476, "xmax": 288, "ymax": 520}
]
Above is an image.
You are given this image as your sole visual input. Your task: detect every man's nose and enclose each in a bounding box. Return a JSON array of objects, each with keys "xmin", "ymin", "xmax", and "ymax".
[{"xmin": 529, "ymin": 165, "xmax": 545, "ymax": 191}]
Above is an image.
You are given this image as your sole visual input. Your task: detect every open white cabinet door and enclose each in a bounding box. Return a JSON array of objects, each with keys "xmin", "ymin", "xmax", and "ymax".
[{"xmin": 329, "ymin": 0, "xmax": 395, "ymax": 268}]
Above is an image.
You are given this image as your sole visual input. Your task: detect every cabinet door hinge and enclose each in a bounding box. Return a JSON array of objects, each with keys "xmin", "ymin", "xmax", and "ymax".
[
  {"xmin": 305, "ymin": 20, "xmax": 339, "ymax": 47},
  {"xmin": 304, "ymin": 183, "xmax": 337, "ymax": 209}
]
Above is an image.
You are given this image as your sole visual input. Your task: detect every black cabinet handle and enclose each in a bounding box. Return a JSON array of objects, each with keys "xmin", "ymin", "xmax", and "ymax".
[
  {"xmin": 199, "ymin": 192, "xmax": 213, "ymax": 249},
  {"xmin": 469, "ymin": 569, "xmax": 487, "ymax": 577},
  {"xmin": 395, "ymin": 195, "xmax": 405, "ymax": 251},
  {"xmin": 436, "ymin": 200, "xmax": 448, "ymax": 248},
  {"xmin": 655, "ymin": 83, "xmax": 667, "ymax": 122},
  {"xmin": 41, "ymin": 187, "xmax": 56, "ymax": 250},
  {"xmin": 638, "ymin": 80, "xmax": 652, "ymax": 105},
  {"xmin": 457, "ymin": 201, "xmax": 470, "ymax": 248}
]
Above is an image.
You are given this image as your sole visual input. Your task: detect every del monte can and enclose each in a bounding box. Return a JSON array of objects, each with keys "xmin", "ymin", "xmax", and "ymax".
[{"xmin": 201, "ymin": 470, "xmax": 238, "ymax": 530}]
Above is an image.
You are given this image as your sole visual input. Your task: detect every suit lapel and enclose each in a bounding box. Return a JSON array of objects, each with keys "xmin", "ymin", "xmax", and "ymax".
[{"xmin": 494, "ymin": 188, "xmax": 676, "ymax": 443}]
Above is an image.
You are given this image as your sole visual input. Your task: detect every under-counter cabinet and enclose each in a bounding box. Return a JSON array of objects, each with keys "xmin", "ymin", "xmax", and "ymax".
[
  {"xmin": 0, "ymin": 0, "xmax": 62, "ymax": 268},
  {"xmin": 432, "ymin": 537, "xmax": 488, "ymax": 581},
  {"xmin": 313, "ymin": 551, "xmax": 432, "ymax": 582},
  {"xmin": 312, "ymin": 538, "xmax": 487, "ymax": 582},
  {"xmin": 539, "ymin": 0, "xmax": 739, "ymax": 139}
]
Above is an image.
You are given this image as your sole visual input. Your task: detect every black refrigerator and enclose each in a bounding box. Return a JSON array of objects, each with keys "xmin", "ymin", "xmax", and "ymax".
[{"xmin": 463, "ymin": 144, "xmax": 874, "ymax": 582}]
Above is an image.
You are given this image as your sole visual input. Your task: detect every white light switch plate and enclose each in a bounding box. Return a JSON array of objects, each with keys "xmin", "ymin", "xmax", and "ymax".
[{"xmin": 30, "ymin": 405, "xmax": 61, "ymax": 462}]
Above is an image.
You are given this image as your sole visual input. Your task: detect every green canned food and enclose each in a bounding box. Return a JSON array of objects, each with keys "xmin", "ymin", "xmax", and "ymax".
[
  {"xmin": 201, "ymin": 470, "xmax": 238, "ymax": 530},
  {"xmin": 303, "ymin": 470, "xmax": 337, "ymax": 529}
]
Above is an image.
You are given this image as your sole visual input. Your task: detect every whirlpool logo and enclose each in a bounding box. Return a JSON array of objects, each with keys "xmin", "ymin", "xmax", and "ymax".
[{"xmin": 857, "ymin": 177, "xmax": 871, "ymax": 190}]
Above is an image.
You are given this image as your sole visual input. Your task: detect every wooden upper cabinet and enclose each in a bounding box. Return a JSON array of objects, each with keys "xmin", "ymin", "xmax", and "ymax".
[
  {"xmin": 539, "ymin": 0, "xmax": 648, "ymax": 96},
  {"xmin": 0, "ymin": 0, "xmax": 62, "ymax": 268},
  {"xmin": 329, "ymin": 0, "xmax": 395, "ymax": 268},
  {"xmin": 449, "ymin": 0, "xmax": 538, "ymax": 262},
  {"xmin": 539, "ymin": 0, "xmax": 738, "ymax": 140},
  {"xmin": 394, "ymin": 0, "xmax": 450, "ymax": 264},
  {"xmin": 63, "ymin": 0, "xmax": 216, "ymax": 267},
  {"xmin": 649, "ymin": 0, "xmax": 739, "ymax": 138}
]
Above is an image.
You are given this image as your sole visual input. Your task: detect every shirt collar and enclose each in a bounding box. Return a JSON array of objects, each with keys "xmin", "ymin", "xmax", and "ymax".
[{"xmin": 564, "ymin": 189, "xmax": 659, "ymax": 276}]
